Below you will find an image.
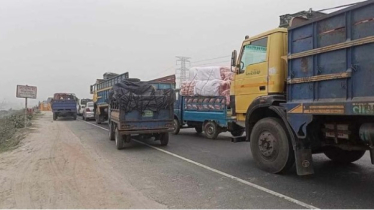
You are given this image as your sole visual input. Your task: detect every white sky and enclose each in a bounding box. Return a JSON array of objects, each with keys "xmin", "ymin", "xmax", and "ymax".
[{"xmin": 0, "ymin": 0, "xmax": 361, "ymax": 109}]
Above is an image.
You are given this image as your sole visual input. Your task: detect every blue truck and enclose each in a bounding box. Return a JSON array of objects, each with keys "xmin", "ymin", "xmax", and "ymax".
[
  {"xmin": 173, "ymin": 91, "xmax": 244, "ymax": 139},
  {"xmin": 108, "ymin": 79, "xmax": 175, "ymax": 150},
  {"xmin": 51, "ymin": 93, "xmax": 78, "ymax": 120},
  {"xmin": 229, "ymin": 0, "xmax": 374, "ymax": 175}
]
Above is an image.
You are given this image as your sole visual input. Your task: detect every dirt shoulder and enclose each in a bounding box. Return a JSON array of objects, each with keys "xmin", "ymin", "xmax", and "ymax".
[{"xmin": 0, "ymin": 112, "xmax": 165, "ymax": 209}]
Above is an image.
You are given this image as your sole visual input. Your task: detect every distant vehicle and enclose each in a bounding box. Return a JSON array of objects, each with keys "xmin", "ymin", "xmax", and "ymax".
[
  {"xmin": 51, "ymin": 93, "xmax": 77, "ymax": 120},
  {"xmin": 82, "ymin": 102, "xmax": 95, "ymax": 121},
  {"xmin": 77, "ymin": 98, "xmax": 92, "ymax": 116}
]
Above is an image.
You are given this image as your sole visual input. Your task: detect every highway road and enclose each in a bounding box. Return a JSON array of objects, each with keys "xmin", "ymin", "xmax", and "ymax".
[
  {"xmin": 1, "ymin": 113, "xmax": 373, "ymax": 208},
  {"xmin": 72, "ymin": 117, "xmax": 374, "ymax": 209}
]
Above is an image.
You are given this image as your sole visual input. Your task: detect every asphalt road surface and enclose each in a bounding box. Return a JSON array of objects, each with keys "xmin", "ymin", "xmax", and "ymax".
[
  {"xmin": 74, "ymin": 116, "xmax": 374, "ymax": 209},
  {"xmin": 1, "ymin": 113, "xmax": 373, "ymax": 208}
]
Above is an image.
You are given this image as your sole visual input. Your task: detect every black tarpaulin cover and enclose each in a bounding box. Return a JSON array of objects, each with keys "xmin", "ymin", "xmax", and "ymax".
[{"xmin": 109, "ymin": 80, "xmax": 175, "ymax": 113}]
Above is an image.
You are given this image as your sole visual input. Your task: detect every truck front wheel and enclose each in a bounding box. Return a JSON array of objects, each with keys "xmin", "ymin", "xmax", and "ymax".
[
  {"xmin": 172, "ymin": 118, "xmax": 180, "ymax": 135},
  {"xmin": 324, "ymin": 148, "xmax": 366, "ymax": 163},
  {"xmin": 115, "ymin": 129, "xmax": 124, "ymax": 150},
  {"xmin": 95, "ymin": 114, "xmax": 101, "ymax": 124},
  {"xmin": 109, "ymin": 121, "xmax": 115, "ymax": 141},
  {"xmin": 250, "ymin": 117, "xmax": 295, "ymax": 174}
]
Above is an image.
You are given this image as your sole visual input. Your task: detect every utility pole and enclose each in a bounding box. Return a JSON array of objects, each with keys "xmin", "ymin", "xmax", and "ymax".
[{"xmin": 176, "ymin": 56, "xmax": 191, "ymax": 88}]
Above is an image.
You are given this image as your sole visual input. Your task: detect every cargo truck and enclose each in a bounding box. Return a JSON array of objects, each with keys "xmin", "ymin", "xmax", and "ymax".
[
  {"xmin": 90, "ymin": 72, "xmax": 129, "ymax": 124},
  {"xmin": 173, "ymin": 90, "xmax": 244, "ymax": 139},
  {"xmin": 108, "ymin": 79, "xmax": 175, "ymax": 149},
  {"xmin": 51, "ymin": 93, "xmax": 78, "ymax": 120},
  {"xmin": 230, "ymin": 0, "xmax": 374, "ymax": 175}
]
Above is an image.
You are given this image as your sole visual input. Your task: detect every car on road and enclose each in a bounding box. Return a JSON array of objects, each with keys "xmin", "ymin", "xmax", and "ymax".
[{"xmin": 82, "ymin": 102, "xmax": 95, "ymax": 121}]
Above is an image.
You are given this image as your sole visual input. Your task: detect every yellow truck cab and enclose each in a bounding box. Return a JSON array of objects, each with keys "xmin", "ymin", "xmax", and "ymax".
[
  {"xmin": 230, "ymin": 28, "xmax": 298, "ymax": 174},
  {"xmin": 232, "ymin": 28, "xmax": 288, "ymax": 126}
]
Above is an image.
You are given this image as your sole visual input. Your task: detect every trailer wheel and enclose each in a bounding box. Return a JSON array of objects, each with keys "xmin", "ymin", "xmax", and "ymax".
[
  {"xmin": 231, "ymin": 129, "xmax": 244, "ymax": 137},
  {"xmin": 195, "ymin": 126, "xmax": 203, "ymax": 134},
  {"xmin": 95, "ymin": 114, "xmax": 101, "ymax": 124},
  {"xmin": 109, "ymin": 121, "xmax": 115, "ymax": 141},
  {"xmin": 160, "ymin": 133, "xmax": 169, "ymax": 146},
  {"xmin": 53, "ymin": 113, "xmax": 57, "ymax": 121},
  {"xmin": 324, "ymin": 148, "xmax": 366, "ymax": 163},
  {"xmin": 250, "ymin": 117, "xmax": 295, "ymax": 174},
  {"xmin": 115, "ymin": 129, "xmax": 124, "ymax": 150},
  {"xmin": 172, "ymin": 118, "xmax": 180, "ymax": 135},
  {"xmin": 204, "ymin": 121, "xmax": 219, "ymax": 139}
]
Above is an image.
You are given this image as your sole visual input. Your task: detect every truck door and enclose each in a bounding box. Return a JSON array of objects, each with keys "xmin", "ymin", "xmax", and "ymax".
[{"xmin": 234, "ymin": 37, "xmax": 269, "ymax": 117}]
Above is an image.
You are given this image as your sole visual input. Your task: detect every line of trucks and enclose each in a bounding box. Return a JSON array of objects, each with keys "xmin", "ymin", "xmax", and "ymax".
[{"xmin": 54, "ymin": 1, "xmax": 374, "ymax": 176}]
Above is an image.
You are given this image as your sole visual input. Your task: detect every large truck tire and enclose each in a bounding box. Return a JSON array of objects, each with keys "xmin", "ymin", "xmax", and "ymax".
[
  {"xmin": 53, "ymin": 113, "xmax": 57, "ymax": 121},
  {"xmin": 204, "ymin": 121, "xmax": 219, "ymax": 139},
  {"xmin": 324, "ymin": 148, "xmax": 366, "ymax": 163},
  {"xmin": 160, "ymin": 132, "xmax": 169, "ymax": 146},
  {"xmin": 115, "ymin": 128, "xmax": 124, "ymax": 150},
  {"xmin": 109, "ymin": 121, "xmax": 115, "ymax": 141},
  {"xmin": 73, "ymin": 113, "xmax": 77, "ymax": 120},
  {"xmin": 250, "ymin": 117, "xmax": 295, "ymax": 174},
  {"xmin": 172, "ymin": 118, "xmax": 180, "ymax": 135}
]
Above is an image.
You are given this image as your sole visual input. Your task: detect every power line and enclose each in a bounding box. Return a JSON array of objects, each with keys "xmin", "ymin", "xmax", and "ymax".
[{"xmin": 191, "ymin": 55, "xmax": 231, "ymax": 64}]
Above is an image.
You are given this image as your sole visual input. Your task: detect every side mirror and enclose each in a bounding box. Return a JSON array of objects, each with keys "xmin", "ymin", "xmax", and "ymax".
[{"xmin": 231, "ymin": 50, "xmax": 237, "ymax": 67}]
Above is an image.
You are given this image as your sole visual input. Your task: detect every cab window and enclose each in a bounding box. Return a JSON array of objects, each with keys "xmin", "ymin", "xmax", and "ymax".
[{"xmin": 239, "ymin": 37, "xmax": 268, "ymax": 73}]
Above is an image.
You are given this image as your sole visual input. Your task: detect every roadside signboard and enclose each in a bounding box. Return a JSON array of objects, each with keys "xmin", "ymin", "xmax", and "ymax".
[
  {"xmin": 16, "ymin": 85, "xmax": 37, "ymax": 99},
  {"xmin": 16, "ymin": 85, "xmax": 37, "ymax": 128}
]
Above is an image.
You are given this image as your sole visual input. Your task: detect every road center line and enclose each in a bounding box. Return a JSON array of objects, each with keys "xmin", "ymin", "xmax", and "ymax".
[{"xmin": 83, "ymin": 120, "xmax": 318, "ymax": 209}]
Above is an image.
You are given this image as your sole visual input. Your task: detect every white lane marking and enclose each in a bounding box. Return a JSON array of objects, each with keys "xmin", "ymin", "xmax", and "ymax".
[{"xmin": 83, "ymin": 121, "xmax": 318, "ymax": 209}]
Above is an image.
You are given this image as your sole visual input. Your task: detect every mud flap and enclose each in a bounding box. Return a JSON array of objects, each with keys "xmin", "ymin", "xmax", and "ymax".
[
  {"xmin": 295, "ymin": 147, "xmax": 314, "ymax": 176},
  {"xmin": 370, "ymin": 148, "xmax": 374, "ymax": 165}
]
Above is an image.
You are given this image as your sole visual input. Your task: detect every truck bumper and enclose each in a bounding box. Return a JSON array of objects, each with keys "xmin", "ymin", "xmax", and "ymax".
[{"xmin": 118, "ymin": 128, "xmax": 173, "ymax": 135}]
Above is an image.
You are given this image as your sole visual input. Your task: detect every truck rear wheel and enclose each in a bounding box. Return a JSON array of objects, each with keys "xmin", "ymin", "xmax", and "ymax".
[
  {"xmin": 204, "ymin": 121, "xmax": 219, "ymax": 139},
  {"xmin": 53, "ymin": 113, "xmax": 57, "ymax": 121},
  {"xmin": 115, "ymin": 129, "xmax": 124, "ymax": 150},
  {"xmin": 109, "ymin": 121, "xmax": 115, "ymax": 141},
  {"xmin": 250, "ymin": 117, "xmax": 295, "ymax": 174},
  {"xmin": 172, "ymin": 118, "xmax": 180, "ymax": 135},
  {"xmin": 160, "ymin": 133, "xmax": 169, "ymax": 146},
  {"xmin": 324, "ymin": 148, "xmax": 366, "ymax": 163},
  {"xmin": 73, "ymin": 113, "xmax": 77, "ymax": 120}
]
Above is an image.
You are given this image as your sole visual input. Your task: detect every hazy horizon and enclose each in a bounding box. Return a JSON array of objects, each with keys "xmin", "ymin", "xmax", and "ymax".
[{"xmin": 0, "ymin": 0, "xmax": 361, "ymax": 109}]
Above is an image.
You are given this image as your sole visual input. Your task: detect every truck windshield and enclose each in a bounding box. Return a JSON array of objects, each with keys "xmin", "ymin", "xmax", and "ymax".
[{"xmin": 240, "ymin": 37, "xmax": 268, "ymax": 72}]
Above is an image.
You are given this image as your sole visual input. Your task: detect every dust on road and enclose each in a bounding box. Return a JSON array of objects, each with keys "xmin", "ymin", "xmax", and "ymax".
[{"xmin": 0, "ymin": 112, "xmax": 165, "ymax": 209}]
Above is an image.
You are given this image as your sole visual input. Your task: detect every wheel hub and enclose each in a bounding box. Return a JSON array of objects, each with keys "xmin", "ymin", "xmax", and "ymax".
[
  {"xmin": 206, "ymin": 125, "xmax": 214, "ymax": 135},
  {"xmin": 258, "ymin": 131, "xmax": 275, "ymax": 157}
]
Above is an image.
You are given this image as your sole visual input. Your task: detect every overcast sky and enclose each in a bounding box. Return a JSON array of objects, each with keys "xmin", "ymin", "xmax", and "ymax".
[{"xmin": 0, "ymin": 0, "xmax": 361, "ymax": 109}]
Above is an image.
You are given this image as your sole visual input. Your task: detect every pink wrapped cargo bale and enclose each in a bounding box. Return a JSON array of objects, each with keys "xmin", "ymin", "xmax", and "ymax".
[
  {"xmin": 189, "ymin": 66, "xmax": 232, "ymax": 81},
  {"xmin": 180, "ymin": 81, "xmax": 196, "ymax": 96}
]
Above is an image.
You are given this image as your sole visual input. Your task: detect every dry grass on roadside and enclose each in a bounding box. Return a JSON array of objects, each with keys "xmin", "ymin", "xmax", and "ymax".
[{"xmin": 0, "ymin": 110, "xmax": 42, "ymax": 152}]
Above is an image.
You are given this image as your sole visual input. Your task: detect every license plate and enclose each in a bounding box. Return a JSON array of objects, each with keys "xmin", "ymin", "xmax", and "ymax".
[{"xmin": 142, "ymin": 110, "xmax": 153, "ymax": 117}]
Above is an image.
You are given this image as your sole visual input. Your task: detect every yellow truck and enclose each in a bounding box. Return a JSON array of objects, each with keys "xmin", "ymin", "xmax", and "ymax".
[{"xmin": 230, "ymin": 1, "xmax": 374, "ymax": 175}]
